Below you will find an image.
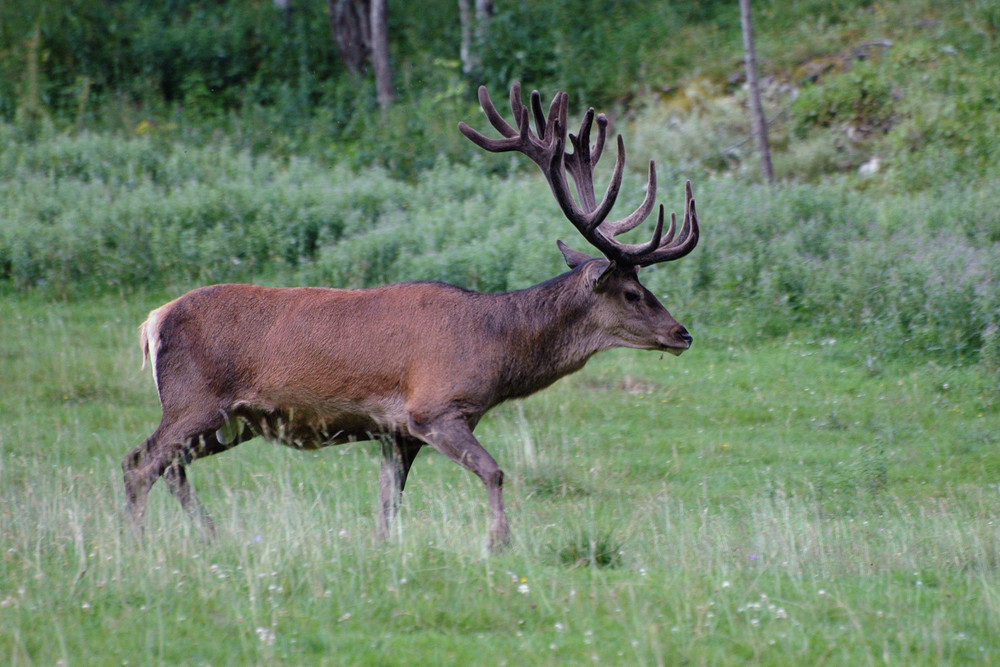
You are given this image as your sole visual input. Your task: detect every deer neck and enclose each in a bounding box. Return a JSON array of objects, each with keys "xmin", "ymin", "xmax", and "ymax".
[{"xmin": 488, "ymin": 269, "xmax": 610, "ymax": 401}]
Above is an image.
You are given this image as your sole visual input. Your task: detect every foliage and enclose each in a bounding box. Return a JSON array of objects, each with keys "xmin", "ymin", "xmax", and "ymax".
[
  {"xmin": 0, "ymin": 0, "xmax": 730, "ymax": 158},
  {"xmin": 662, "ymin": 178, "xmax": 1000, "ymax": 365},
  {"xmin": 553, "ymin": 528, "xmax": 624, "ymax": 569},
  {"xmin": 2, "ymin": 125, "xmax": 999, "ymax": 365},
  {"xmin": 5, "ymin": 0, "xmax": 1000, "ymax": 189},
  {"xmin": 779, "ymin": 2, "xmax": 1000, "ymax": 184},
  {"xmin": 0, "ymin": 126, "xmax": 562, "ymax": 295},
  {"xmin": 792, "ymin": 61, "xmax": 895, "ymax": 136},
  {"xmin": 481, "ymin": 0, "xmax": 696, "ymax": 109},
  {"xmin": 0, "ymin": 0, "xmax": 338, "ymax": 118}
]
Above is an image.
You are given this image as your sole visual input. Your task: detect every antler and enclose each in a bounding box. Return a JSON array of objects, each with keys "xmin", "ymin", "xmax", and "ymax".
[{"xmin": 458, "ymin": 82, "xmax": 699, "ymax": 268}]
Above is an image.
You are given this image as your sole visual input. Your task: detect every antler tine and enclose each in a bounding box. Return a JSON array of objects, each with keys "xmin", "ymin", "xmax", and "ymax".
[
  {"xmin": 599, "ymin": 158, "xmax": 657, "ymax": 238},
  {"xmin": 565, "ymin": 108, "xmax": 599, "ymax": 211},
  {"xmin": 529, "ymin": 89, "xmax": 547, "ymax": 138},
  {"xmin": 573, "ymin": 108, "xmax": 595, "ymax": 158},
  {"xmin": 482, "ymin": 85, "xmax": 518, "ymax": 139},
  {"xmin": 591, "ymin": 113, "xmax": 608, "ymax": 166},
  {"xmin": 572, "ymin": 108, "xmax": 609, "ymax": 169},
  {"xmin": 583, "ymin": 134, "xmax": 627, "ymax": 234},
  {"xmin": 459, "ymin": 86, "xmax": 521, "ymax": 151},
  {"xmin": 632, "ymin": 181, "xmax": 700, "ymax": 267},
  {"xmin": 587, "ymin": 204, "xmax": 664, "ymax": 264},
  {"xmin": 549, "ymin": 91, "xmax": 569, "ymax": 143},
  {"xmin": 508, "ymin": 81, "xmax": 520, "ymax": 111},
  {"xmin": 588, "ymin": 181, "xmax": 698, "ymax": 267},
  {"xmin": 641, "ymin": 205, "xmax": 665, "ymax": 253},
  {"xmin": 660, "ymin": 210, "xmax": 678, "ymax": 247}
]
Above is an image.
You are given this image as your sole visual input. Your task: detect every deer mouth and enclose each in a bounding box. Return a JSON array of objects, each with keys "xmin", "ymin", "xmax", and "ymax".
[
  {"xmin": 655, "ymin": 333, "xmax": 692, "ymax": 356},
  {"xmin": 653, "ymin": 340, "xmax": 689, "ymax": 356}
]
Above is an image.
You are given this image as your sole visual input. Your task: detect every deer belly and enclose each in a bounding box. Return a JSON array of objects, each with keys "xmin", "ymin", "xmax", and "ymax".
[{"xmin": 227, "ymin": 394, "xmax": 409, "ymax": 449}]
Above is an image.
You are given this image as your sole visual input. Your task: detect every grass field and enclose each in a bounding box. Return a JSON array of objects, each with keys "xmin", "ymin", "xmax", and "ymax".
[{"xmin": 2, "ymin": 292, "xmax": 998, "ymax": 664}]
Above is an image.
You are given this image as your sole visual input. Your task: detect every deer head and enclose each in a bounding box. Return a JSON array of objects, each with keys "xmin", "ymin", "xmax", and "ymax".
[{"xmin": 458, "ymin": 82, "xmax": 699, "ymax": 354}]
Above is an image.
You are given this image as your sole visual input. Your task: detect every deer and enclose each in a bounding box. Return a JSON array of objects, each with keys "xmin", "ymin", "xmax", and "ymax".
[{"xmin": 122, "ymin": 82, "xmax": 700, "ymax": 550}]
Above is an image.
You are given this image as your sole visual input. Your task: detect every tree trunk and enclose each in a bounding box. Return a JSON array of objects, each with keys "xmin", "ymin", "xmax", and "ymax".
[
  {"xmin": 370, "ymin": 0, "xmax": 394, "ymax": 109},
  {"xmin": 459, "ymin": 0, "xmax": 473, "ymax": 75},
  {"xmin": 459, "ymin": 0, "xmax": 492, "ymax": 78},
  {"xmin": 327, "ymin": 0, "xmax": 371, "ymax": 76},
  {"xmin": 474, "ymin": 0, "xmax": 493, "ymax": 72},
  {"xmin": 326, "ymin": 0, "xmax": 392, "ymax": 110},
  {"xmin": 739, "ymin": 0, "xmax": 775, "ymax": 184}
]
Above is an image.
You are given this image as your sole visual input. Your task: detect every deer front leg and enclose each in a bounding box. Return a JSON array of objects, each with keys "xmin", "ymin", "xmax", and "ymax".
[
  {"xmin": 408, "ymin": 414, "xmax": 509, "ymax": 550},
  {"xmin": 376, "ymin": 435, "xmax": 423, "ymax": 541}
]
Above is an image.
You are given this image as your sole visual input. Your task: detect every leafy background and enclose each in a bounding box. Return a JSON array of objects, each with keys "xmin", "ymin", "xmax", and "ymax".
[{"xmin": 3, "ymin": 0, "xmax": 1000, "ymax": 365}]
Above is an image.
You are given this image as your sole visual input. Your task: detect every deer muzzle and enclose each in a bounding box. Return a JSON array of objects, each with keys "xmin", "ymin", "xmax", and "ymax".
[{"xmin": 658, "ymin": 326, "xmax": 693, "ymax": 356}]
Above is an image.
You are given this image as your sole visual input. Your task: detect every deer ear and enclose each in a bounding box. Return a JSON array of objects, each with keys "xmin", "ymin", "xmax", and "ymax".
[
  {"xmin": 592, "ymin": 260, "xmax": 618, "ymax": 292},
  {"xmin": 557, "ymin": 240, "xmax": 595, "ymax": 268}
]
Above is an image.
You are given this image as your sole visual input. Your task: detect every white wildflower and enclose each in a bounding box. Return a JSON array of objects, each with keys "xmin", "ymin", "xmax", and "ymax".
[{"xmin": 255, "ymin": 626, "xmax": 276, "ymax": 645}]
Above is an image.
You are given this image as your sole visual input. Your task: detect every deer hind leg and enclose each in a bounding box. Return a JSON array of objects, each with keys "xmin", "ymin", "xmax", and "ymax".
[
  {"xmin": 408, "ymin": 414, "xmax": 509, "ymax": 551},
  {"xmin": 122, "ymin": 438, "xmax": 160, "ymax": 538},
  {"xmin": 122, "ymin": 411, "xmax": 237, "ymax": 538},
  {"xmin": 161, "ymin": 433, "xmax": 235, "ymax": 540},
  {"xmin": 376, "ymin": 435, "xmax": 423, "ymax": 541}
]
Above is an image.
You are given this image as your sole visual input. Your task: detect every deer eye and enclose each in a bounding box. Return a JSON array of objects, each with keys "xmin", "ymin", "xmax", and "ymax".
[{"xmin": 624, "ymin": 290, "xmax": 642, "ymax": 303}]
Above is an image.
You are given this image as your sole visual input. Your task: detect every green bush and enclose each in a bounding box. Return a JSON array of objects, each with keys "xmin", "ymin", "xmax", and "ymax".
[
  {"xmin": 638, "ymin": 177, "xmax": 1000, "ymax": 364},
  {"xmin": 299, "ymin": 160, "xmax": 563, "ymax": 292},
  {"xmin": 0, "ymin": 0, "xmax": 338, "ymax": 119},
  {"xmin": 3, "ymin": 125, "xmax": 999, "ymax": 366},
  {"xmin": 792, "ymin": 61, "xmax": 895, "ymax": 137}
]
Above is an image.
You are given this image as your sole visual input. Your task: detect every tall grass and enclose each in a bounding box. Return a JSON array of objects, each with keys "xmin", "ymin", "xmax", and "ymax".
[
  {"xmin": 2, "ymin": 295, "xmax": 999, "ymax": 663},
  {"xmin": 4, "ymin": 457, "xmax": 998, "ymax": 664}
]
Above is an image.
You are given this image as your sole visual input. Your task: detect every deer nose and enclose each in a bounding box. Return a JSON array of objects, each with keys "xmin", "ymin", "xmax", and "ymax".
[{"xmin": 677, "ymin": 328, "xmax": 693, "ymax": 347}]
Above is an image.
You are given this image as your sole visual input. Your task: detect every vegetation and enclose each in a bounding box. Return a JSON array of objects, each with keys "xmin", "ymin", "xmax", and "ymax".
[
  {"xmin": 2, "ymin": 0, "xmax": 1000, "ymax": 663},
  {"xmin": 5, "ymin": 1, "xmax": 999, "ymax": 179},
  {"xmin": 2, "ymin": 127, "xmax": 997, "ymax": 365},
  {"xmin": 3, "ymin": 296, "xmax": 999, "ymax": 664}
]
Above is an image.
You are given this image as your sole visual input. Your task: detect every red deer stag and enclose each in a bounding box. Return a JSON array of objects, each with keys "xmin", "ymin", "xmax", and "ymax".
[{"xmin": 123, "ymin": 82, "xmax": 700, "ymax": 549}]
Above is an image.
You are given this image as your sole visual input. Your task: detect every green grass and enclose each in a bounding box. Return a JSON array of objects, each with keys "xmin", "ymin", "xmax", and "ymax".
[{"xmin": 2, "ymin": 293, "xmax": 999, "ymax": 664}]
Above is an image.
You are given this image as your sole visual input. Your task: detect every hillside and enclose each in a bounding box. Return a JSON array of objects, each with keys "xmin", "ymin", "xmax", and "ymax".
[{"xmin": 2, "ymin": 1, "xmax": 998, "ymax": 184}]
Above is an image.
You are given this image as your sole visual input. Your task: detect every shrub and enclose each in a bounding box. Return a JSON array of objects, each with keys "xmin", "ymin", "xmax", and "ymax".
[
  {"xmin": 792, "ymin": 61, "xmax": 895, "ymax": 136},
  {"xmin": 3, "ymin": 126, "xmax": 999, "ymax": 366}
]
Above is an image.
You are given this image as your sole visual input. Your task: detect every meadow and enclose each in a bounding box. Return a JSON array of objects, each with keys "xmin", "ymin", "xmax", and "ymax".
[{"xmin": 2, "ymin": 288, "xmax": 999, "ymax": 664}]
